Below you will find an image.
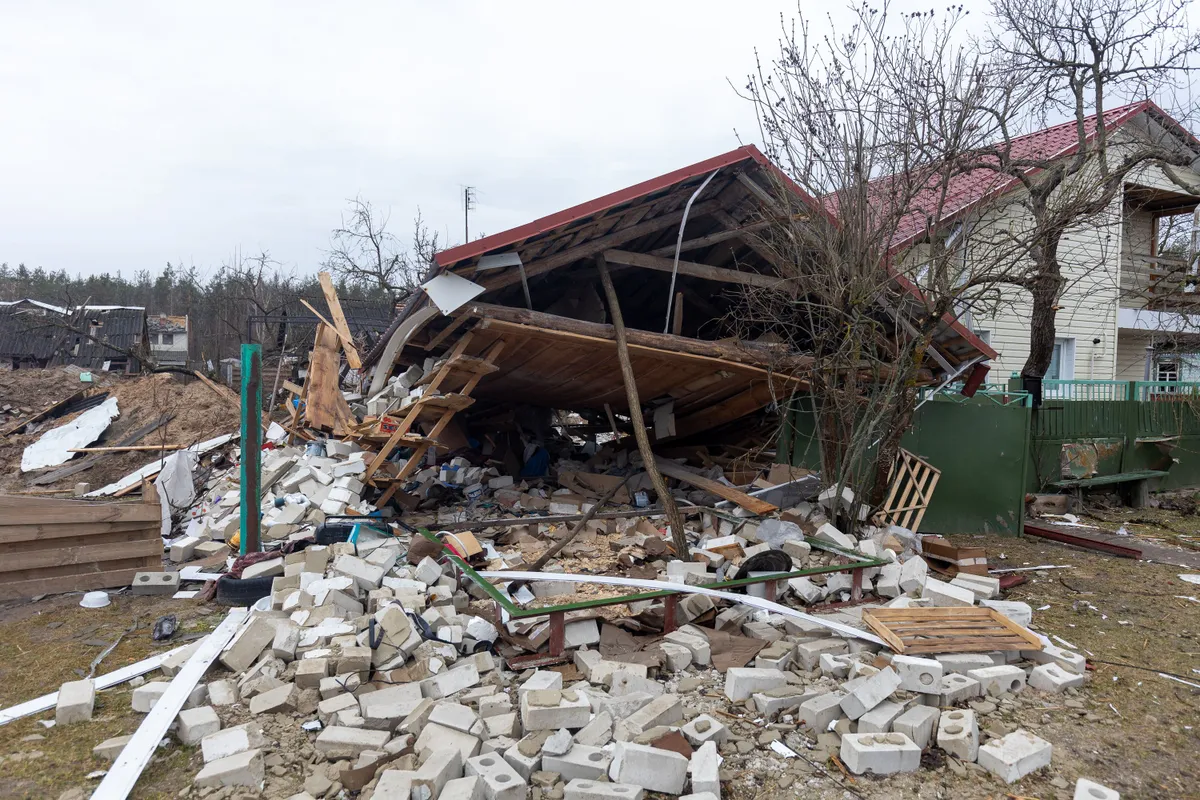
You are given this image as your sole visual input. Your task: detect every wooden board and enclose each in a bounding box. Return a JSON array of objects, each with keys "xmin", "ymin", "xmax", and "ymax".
[
  {"xmin": 0, "ymin": 389, "xmax": 88, "ymax": 437},
  {"xmin": 0, "ymin": 495, "xmax": 161, "ymax": 600},
  {"xmin": 305, "ymin": 323, "xmax": 354, "ymax": 432},
  {"xmin": 318, "ymin": 271, "xmax": 363, "ymax": 369},
  {"xmin": 861, "ymin": 607, "xmax": 1043, "ymax": 654},
  {"xmin": 653, "ymin": 457, "xmax": 778, "ymax": 515}
]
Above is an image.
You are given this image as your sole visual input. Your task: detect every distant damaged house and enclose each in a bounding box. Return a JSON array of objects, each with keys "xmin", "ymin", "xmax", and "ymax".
[
  {"xmin": 0, "ymin": 300, "xmax": 68, "ymax": 368},
  {"xmin": 58, "ymin": 306, "xmax": 149, "ymax": 374},
  {"xmin": 0, "ymin": 300, "xmax": 149, "ymax": 373},
  {"xmin": 147, "ymin": 314, "xmax": 190, "ymax": 367}
]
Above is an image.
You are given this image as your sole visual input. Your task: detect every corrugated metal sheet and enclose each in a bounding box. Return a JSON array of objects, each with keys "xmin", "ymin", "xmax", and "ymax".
[
  {"xmin": 0, "ymin": 304, "xmax": 63, "ymax": 362},
  {"xmin": 60, "ymin": 308, "xmax": 148, "ymax": 372}
]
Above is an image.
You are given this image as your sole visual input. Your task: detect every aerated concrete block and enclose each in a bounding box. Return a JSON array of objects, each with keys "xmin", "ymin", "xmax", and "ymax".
[
  {"xmin": 361, "ymin": 683, "xmax": 426, "ymax": 730},
  {"xmin": 935, "ymin": 653, "xmax": 994, "ymax": 675},
  {"xmin": 220, "ymin": 616, "xmax": 277, "ymax": 673},
  {"xmin": 1028, "ymin": 662, "xmax": 1086, "ymax": 693},
  {"xmin": 55, "ymin": 679, "xmax": 95, "ymax": 725},
  {"xmin": 840, "ymin": 667, "xmax": 901, "ymax": 720},
  {"xmin": 1023, "ymin": 644, "xmax": 1086, "ymax": 674},
  {"xmin": 194, "ymin": 748, "xmax": 265, "ymax": 788},
  {"xmin": 681, "ymin": 714, "xmax": 728, "ymax": 746},
  {"xmin": 979, "ymin": 599, "xmax": 1033, "ymax": 627},
  {"xmin": 799, "ymin": 692, "xmax": 845, "ymax": 731},
  {"xmin": 315, "ymin": 726, "xmax": 391, "ymax": 758},
  {"xmin": 466, "ymin": 752, "xmax": 528, "ymax": 800},
  {"xmin": 613, "ymin": 694, "xmax": 682, "ymax": 741},
  {"xmin": 415, "ymin": 721, "xmax": 483, "ymax": 762},
  {"xmin": 521, "ymin": 689, "xmax": 592, "ymax": 731},
  {"xmin": 891, "ymin": 654, "xmax": 942, "ymax": 694},
  {"xmin": 723, "ymin": 667, "xmax": 787, "ymax": 701},
  {"xmin": 565, "ymin": 778, "xmax": 645, "ymax": 800},
  {"xmin": 542, "ymin": 744, "xmax": 612, "ymax": 780},
  {"xmin": 967, "ymin": 664, "xmax": 1027, "ymax": 696},
  {"xmin": 936, "ymin": 709, "xmax": 979, "ymax": 762},
  {"xmin": 1074, "ymin": 778, "xmax": 1119, "ymax": 799},
  {"xmin": 976, "ymin": 729, "xmax": 1052, "ymax": 784},
  {"xmin": 609, "ymin": 741, "xmax": 688, "ymax": 795},
  {"xmin": 892, "ymin": 704, "xmax": 938, "ymax": 748},
  {"xmin": 690, "ymin": 741, "xmax": 720, "ymax": 796},
  {"xmin": 201, "ymin": 722, "xmax": 266, "ymax": 763},
  {"xmin": 840, "ymin": 733, "xmax": 920, "ymax": 775},
  {"xmin": 177, "ymin": 705, "xmax": 221, "ymax": 745},
  {"xmin": 795, "ymin": 639, "xmax": 848, "ymax": 671},
  {"xmin": 921, "ymin": 578, "xmax": 975, "ymax": 607}
]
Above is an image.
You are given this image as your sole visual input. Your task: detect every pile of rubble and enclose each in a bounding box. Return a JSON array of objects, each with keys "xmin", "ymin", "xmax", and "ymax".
[{"xmin": 45, "ymin": 442, "xmax": 1117, "ymax": 799}]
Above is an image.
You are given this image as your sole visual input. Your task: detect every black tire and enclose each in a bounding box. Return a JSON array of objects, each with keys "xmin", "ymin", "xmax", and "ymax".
[
  {"xmin": 732, "ymin": 550, "xmax": 794, "ymax": 584},
  {"xmin": 315, "ymin": 522, "xmax": 356, "ymax": 546},
  {"xmin": 214, "ymin": 576, "xmax": 274, "ymax": 607}
]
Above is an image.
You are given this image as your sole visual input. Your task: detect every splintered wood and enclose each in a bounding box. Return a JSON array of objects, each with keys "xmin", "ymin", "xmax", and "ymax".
[
  {"xmin": 862, "ymin": 607, "xmax": 1042, "ymax": 654},
  {"xmin": 873, "ymin": 449, "xmax": 940, "ymax": 532}
]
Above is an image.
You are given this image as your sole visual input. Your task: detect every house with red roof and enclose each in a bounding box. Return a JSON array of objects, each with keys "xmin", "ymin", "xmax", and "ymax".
[{"xmin": 895, "ymin": 101, "xmax": 1200, "ymax": 389}]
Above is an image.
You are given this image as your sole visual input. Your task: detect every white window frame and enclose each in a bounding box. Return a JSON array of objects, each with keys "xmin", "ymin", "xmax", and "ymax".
[{"xmin": 1044, "ymin": 337, "xmax": 1076, "ymax": 399}]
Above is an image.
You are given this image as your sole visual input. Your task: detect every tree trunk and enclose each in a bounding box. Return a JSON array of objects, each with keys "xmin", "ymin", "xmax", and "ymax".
[{"xmin": 1021, "ymin": 263, "xmax": 1063, "ymax": 379}]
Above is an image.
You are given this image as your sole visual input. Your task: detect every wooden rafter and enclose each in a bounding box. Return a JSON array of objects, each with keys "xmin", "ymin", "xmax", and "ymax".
[
  {"xmin": 318, "ymin": 272, "xmax": 363, "ymax": 369},
  {"xmin": 602, "ymin": 249, "xmax": 785, "ymax": 289}
]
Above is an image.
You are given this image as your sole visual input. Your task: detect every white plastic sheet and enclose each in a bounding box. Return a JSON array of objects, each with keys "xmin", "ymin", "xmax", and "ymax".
[
  {"xmin": 155, "ymin": 450, "xmax": 200, "ymax": 537},
  {"xmin": 20, "ymin": 396, "xmax": 120, "ymax": 472}
]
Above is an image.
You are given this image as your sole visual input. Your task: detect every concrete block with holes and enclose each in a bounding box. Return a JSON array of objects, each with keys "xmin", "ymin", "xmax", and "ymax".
[
  {"xmin": 466, "ymin": 752, "xmax": 528, "ymax": 800},
  {"xmin": 967, "ymin": 664, "xmax": 1027, "ymax": 696},
  {"xmin": 936, "ymin": 709, "xmax": 979, "ymax": 762},
  {"xmin": 564, "ymin": 778, "xmax": 645, "ymax": 800}
]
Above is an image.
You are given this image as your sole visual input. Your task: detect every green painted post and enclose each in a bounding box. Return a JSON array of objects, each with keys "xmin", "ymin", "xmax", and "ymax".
[{"xmin": 240, "ymin": 344, "xmax": 263, "ymax": 555}]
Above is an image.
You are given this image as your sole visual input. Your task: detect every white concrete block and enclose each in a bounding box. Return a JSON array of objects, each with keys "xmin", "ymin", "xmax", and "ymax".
[
  {"xmin": 798, "ymin": 692, "xmax": 845, "ymax": 731},
  {"xmin": 55, "ymin": 679, "xmax": 95, "ymax": 725},
  {"xmin": 681, "ymin": 714, "xmax": 728, "ymax": 746},
  {"xmin": 979, "ymin": 599, "xmax": 1033, "ymax": 627},
  {"xmin": 565, "ymin": 778, "xmax": 644, "ymax": 800},
  {"xmin": 423, "ymin": 663, "xmax": 480, "ymax": 698},
  {"xmin": 935, "ymin": 653, "xmax": 994, "ymax": 674},
  {"xmin": 613, "ymin": 694, "xmax": 682, "ymax": 741},
  {"xmin": 361, "ymin": 683, "xmax": 426, "ymax": 730},
  {"xmin": 857, "ymin": 700, "xmax": 904, "ymax": 733},
  {"xmin": 415, "ymin": 721, "xmax": 482, "ymax": 763},
  {"xmin": 542, "ymin": 744, "xmax": 612, "ymax": 780},
  {"xmin": 936, "ymin": 673, "xmax": 982, "ymax": 705},
  {"xmin": 936, "ymin": 709, "xmax": 979, "ymax": 762},
  {"xmin": 840, "ymin": 733, "xmax": 921, "ymax": 775},
  {"xmin": 967, "ymin": 664, "xmax": 1027, "ymax": 696},
  {"xmin": 723, "ymin": 667, "xmax": 787, "ymax": 701},
  {"xmin": 177, "ymin": 705, "xmax": 221, "ymax": 745},
  {"xmin": 609, "ymin": 741, "xmax": 688, "ymax": 795},
  {"xmin": 840, "ymin": 667, "xmax": 901, "ymax": 720},
  {"xmin": 521, "ymin": 689, "xmax": 592, "ymax": 731},
  {"xmin": 1074, "ymin": 778, "xmax": 1119, "ymax": 799},
  {"xmin": 893, "ymin": 706, "xmax": 939, "ymax": 749},
  {"xmin": 689, "ymin": 741, "xmax": 720, "ymax": 796},
  {"xmin": 814, "ymin": 523, "xmax": 855, "ymax": 550},
  {"xmin": 891, "ymin": 655, "xmax": 942, "ymax": 694},
  {"xmin": 1028, "ymin": 662, "xmax": 1086, "ymax": 693},
  {"xmin": 1023, "ymin": 643, "xmax": 1086, "ymax": 674},
  {"xmin": 194, "ymin": 749, "xmax": 264, "ymax": 788},
  {"xmin": 315, "ymin": 726, "xmax": 391, "ymax": 758},
  {"xmin": 898, "ymin": 556, "xmax": 927, "ymax": 592},
  {"xmin": 795, "ymin": 638, "xmax": 848, "ymax": 671},
  {"xmin": 977, "ymin": 729, "xmax": 1052, "ymax": 783},
  {"xmin": 788, "ymin": 576, "xmax": 825, "ymax": 604},
  {"xmin": 921, "ymin": 577, "xmax": 975, "ymax": 607},
  {"xmin": 466, "ymin": 752, "xmax": 528, "ymax": 800},
  {"xmin": 950, "ymin": 573, "xmax": 1001, "ymax": 600},
  {"xmin": 201, "ymin": 722, "xmax": 266, "ymax": 763}
]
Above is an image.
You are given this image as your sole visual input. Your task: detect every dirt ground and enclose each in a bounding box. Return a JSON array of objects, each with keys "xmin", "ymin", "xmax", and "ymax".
[
  {"xmin": 0, "ymin": 369, "xmax": 240, "ymax": 494},
  {"xmin": 0, "ymin": 518, "xmax": 1196, "ymax": 799}
]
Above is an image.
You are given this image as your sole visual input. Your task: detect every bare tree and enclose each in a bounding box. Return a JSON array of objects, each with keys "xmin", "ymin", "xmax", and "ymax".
[
  {"xmin": 740, "ymin": 3, "xmax": 1037, "ymax": 510},
  {"xmin": 323, "ymin": 197, "xmax": 438, "ymax": 306},
  {"xmin": 979, "ymin": 0, "xmax": 1200, "ymax": 384}
]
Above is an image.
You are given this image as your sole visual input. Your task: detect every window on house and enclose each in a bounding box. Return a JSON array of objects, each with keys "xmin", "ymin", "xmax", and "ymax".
[
  {"xmin": 161, "ymin": 333, "xmax": 174, "ymax": 346},
  {"xmin": 1047, "ymin": 338, "xmax": 1075, "ymax": 381},
  {"xmin": 973, "ymin": 329, "xmax": 991, "ymax": 345}
]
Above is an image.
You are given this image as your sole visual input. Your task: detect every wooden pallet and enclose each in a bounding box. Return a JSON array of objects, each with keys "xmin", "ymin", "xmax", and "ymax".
[
  {"xmin": 861, "ymin": 607, "xmax": 1042, "ymax": 654},
  {"xmin": 873, "ymin": 449, "xmax": 941, "ymax": 532}
]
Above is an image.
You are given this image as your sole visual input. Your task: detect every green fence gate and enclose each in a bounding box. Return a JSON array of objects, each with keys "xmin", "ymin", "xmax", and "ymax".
[{"xmin": 780, "ymin": 387, "xmax": 1032, "ymax": 535}]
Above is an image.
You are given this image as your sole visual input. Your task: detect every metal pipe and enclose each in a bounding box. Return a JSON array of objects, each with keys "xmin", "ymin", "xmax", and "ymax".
[{"xmin": 664, "ymin": 168, "xmax": 721, "ymax": 333}]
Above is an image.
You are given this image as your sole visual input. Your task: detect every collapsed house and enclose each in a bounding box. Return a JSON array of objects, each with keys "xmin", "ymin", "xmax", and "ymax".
[
  {"xmin": 0, "ymin": 300, "xmax": 149, "ymax": 373},
  {"xmin": 337, "ymin": 145, "xmax": 994, "ymax": 499}
]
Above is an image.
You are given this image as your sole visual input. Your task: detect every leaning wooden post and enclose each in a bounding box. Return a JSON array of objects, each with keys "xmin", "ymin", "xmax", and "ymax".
[
  {"xmin": 595, "ymin": 256, "xmax": 689, "ymax": 556},
  {"xmin": 239, "ymin": 343, "xmax": 263, "ymax": 555}
]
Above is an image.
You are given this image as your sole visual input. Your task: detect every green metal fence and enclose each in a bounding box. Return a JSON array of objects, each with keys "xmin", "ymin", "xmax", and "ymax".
[{"xmin": 1041, "ymin": 379, "xmax": 1129, "ymax": 401}]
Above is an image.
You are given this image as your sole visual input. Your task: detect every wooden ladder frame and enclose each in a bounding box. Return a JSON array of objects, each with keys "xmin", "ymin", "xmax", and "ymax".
[
  {"xmin": 872, "ymin": 448, "xmax": 941, "ymax": 532},
  {"xmin": 363, "ymin": 332, "xmax": 506, "ymax": 503}
]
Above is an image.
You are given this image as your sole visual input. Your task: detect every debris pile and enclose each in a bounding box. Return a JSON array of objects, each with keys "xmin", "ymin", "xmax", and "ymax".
[{"xmin": 52, "ymin": 448, "xmax": 1110, "ymax": 798}]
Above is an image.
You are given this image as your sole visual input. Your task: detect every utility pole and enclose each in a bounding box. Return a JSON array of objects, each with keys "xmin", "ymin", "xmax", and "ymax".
[{"xmin": 463, "ymin": 186, "xmax": 476, "ymax": 242}]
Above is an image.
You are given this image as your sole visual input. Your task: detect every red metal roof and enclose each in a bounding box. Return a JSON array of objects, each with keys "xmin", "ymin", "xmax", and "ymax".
[
  {"xmin": 882, "ymin": 100, "xmax": 1195, "ymax": 249},
  {"xmin": 432, "ymin": 144, "xmax": 996, "ymax": 361}
]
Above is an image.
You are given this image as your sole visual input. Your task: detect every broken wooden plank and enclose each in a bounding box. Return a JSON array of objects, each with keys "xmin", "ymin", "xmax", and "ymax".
[
  {"xmin": 318, "ymin": 271, "xmax": 363, "ymax": 369},
  {"xmin": 304, "ymin": 322, "xmax": 354, "ymax": 432},
  {"xmin": 653, "ymin": 456, "xmax": 779, "ymax": 515},
  {"xmin": 0, "ymin": 389, "xmax": 88, "ymax": 437}
]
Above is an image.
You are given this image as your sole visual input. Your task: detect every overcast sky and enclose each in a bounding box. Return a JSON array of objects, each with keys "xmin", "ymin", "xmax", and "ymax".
[{"xmin": 0, "ymin": 1, "xmax": 826, "ymax": 280}]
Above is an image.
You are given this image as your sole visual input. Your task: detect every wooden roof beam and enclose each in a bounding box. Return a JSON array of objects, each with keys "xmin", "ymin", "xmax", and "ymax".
[
  {"xmin": 476, "ymin": 199, "xmax": 726, "ymax": 292},
  {"xmin": 602, "ymin": 249, "xmax": 786, "ymax": 289}
]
